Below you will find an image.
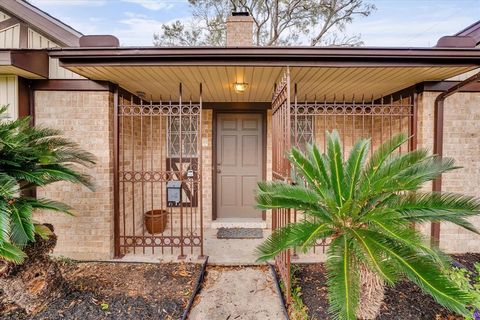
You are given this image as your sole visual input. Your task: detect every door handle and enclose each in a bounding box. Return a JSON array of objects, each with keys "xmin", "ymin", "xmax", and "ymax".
[{"xmin": 217, "ymin": 169, "xmax": 221, "ymax": 173}]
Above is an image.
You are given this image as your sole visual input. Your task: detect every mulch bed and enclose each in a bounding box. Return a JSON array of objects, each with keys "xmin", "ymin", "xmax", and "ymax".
[
  {"xmin": 0, "ymin": 261, "xmax": 201, "ymax": 320},
  {"xmin": 294, "ymin": 253, "xmax": 480, "ymax": 320}
]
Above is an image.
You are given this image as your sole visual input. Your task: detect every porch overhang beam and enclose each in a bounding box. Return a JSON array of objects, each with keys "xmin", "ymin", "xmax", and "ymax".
[
  {"xmin": 0, "ymin": 50, "xmax": 49, "ymax": 79},
  {"xmin": 49, "ymin": 47, "xmax": 480, "ymax": 68}
]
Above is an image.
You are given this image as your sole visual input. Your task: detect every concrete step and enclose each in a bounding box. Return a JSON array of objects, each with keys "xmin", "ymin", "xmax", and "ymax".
[{"xmin": 210, "ymin": 218, "xmax": 268, "ymax": 229}]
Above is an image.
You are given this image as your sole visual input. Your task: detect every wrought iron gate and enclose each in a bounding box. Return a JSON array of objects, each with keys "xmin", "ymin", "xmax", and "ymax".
[
  {"xmin": 271, "ymin": 68, "xmax": 417, "ymax": 304},
  {"xmin": 114, "ymin": 85, "xmax": 203, "ymax": 258},
  {"xmin": 271, "ymin": 68, "xmax": 293, "ymax": 303}
]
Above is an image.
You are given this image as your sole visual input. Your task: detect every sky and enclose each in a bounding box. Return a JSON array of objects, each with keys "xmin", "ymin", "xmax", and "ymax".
[{"xmin": 29, "ymin": 0, "xmax": 480, "ymax": 47}]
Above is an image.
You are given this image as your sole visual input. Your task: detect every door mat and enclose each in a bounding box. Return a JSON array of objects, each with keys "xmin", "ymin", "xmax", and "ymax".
[{"xmin": 217, "ymin": 228, "xmax": 263, "ymax": 239}]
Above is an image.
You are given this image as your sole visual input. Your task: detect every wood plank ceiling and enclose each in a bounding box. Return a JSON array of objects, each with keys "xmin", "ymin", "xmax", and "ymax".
[
  {"xmin": 68, "ymin": 65, "xmax": 475, "ymax": 102},
  {"xmin": 0, "ymin": 65, "xmax": 45, "ymax": 78}
]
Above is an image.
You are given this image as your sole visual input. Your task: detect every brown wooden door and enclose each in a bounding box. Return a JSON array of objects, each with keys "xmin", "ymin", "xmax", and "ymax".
[{"xmin": 216, "ymin": 113, "xmax": 263, "ymax": 219}]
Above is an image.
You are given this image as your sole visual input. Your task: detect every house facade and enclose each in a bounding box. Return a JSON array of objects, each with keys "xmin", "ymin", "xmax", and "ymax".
[{"xmin": 1, "ymin": 0, "xmax": 480, "ymax": 263}]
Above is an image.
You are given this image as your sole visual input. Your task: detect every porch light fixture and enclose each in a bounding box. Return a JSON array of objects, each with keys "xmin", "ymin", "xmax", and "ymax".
[{"xmin": 233, "ymin": 82, "xmax": 248, "ymax": 93}]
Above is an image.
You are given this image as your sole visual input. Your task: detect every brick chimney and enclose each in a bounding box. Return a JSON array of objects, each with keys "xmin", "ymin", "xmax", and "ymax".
[{"xmin": 226, "ymin": 11, "xmax": 254, "ymax": 47}]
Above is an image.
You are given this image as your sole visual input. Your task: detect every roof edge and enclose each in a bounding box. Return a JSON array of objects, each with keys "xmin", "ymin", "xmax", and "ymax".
[
  {"xmin": 0, "ymin": 0, "xmax": 81, "ymax": 47},
  {"xmin": 48, "ymin": 46, "xmax": 480, "ymax": 68},
  {"xmin": 455, "ymin": 20, "xmax": 480, "ymax": 45}
]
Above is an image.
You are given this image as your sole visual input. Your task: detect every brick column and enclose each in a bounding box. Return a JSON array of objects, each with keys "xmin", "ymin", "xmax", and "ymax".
[{"xmin": 34, "ymin": 90, "xmax": 115, "ymax": 260}]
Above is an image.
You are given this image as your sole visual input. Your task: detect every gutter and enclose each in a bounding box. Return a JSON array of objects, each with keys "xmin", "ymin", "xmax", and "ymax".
[
  {"xmin": 47, "ymin": 46, "xmax": 480, "ymax": 68},
  {"xmin": 431, "ymin": 70, "xmax": 480, "ymax": 246}
]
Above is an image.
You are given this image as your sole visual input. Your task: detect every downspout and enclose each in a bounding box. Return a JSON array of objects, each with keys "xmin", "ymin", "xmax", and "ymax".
[{"xmin": 431, "ymin": 70, "xmax": 480, "ymax": 247}]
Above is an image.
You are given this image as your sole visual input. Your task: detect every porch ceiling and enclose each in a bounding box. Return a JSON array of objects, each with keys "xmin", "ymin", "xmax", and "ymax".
[
  {"xmin": 67, "ymin": 65, "xmax": 475, "ymax": 102},
  {"xmin": 0, "ymin": 65, "xmax": 45, "ymax": 79}
]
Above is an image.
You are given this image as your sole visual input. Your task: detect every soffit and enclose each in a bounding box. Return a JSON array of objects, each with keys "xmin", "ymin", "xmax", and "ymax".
[
  {"xmin": 67, "ymin": 65, "xmax": 476, "ymax": 102},
  {"xmin": 0, "ymin": 50, "xmax": 48, "ymax": 79},
  {"xmin": 0, "ymin": 65, "xmax": 44, "ymax": 78}
]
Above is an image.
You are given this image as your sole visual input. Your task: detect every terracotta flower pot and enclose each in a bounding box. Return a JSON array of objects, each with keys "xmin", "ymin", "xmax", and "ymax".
[{"xmin": 144, "ymin": 210, "xmax": 168, "ymax": 234}]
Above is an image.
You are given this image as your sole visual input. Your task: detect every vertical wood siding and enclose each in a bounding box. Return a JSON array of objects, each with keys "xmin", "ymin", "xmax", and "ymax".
[
  {"xmin": 0, "ymin": 10, "xmax": 18, "ymax": 120},
  {"xmin": 0, "ymin": 24, "xmax": 20, "ymax": 48},
  {"xmin": 0, "ymin": 10, "xmax": 10, "ymax": 22},
  {"xmin": 0, "ymin": 75, "xmax": 18, "ymax": 119},
  {"xmin": 27, "ymin": 28, "xmax": 84, "ymax": 79}
]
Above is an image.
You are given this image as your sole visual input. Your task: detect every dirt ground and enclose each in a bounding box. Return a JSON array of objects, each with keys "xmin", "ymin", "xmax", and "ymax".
[
  {"xmin": 295, "ymin": 253, "xmax": 480, "ymax": 320},
  {"xmin": 0, "ymin": 261, "xmax": 201, "ymax": 320}
]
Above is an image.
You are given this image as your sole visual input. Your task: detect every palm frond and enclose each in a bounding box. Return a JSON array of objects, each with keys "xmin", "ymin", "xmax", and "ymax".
[
  {"xmin": 348, "ymin": 228, "xmax": 399, "ymax": 284},
  {"xmin": 0, "ymin": 201, "xmax": 11, "ymax": 243},
  {"xmin": 289, "ymin": 147, "xmax": 330, "ymax": 200},
  {"xmin": 27, "ymin": 198, "xmax": 74, "ymax": 215},
  {"xmin": 6, "ymin": 168, "xmax": 47, "ymax": 185},
  {"xmin": 32, "ymin": 165, "xmax": 94, "ymax": 190},
  {"xmin": 0, "ymin": 173, "xmax": 18, "ymax": 198},
  {"xmin": 362, "ymin": 229, "xmax": 472, "ymax": 316},
  {"xmin": 51, "ymin": 146, "xmax": 96, "ymax": 167},
  {"xmin": 23, "ymin": 126, "xmax": 63, "ymax": 143},
  {"xmin": 326, "ymin": 130, "xmax": 346, "ymax": 207},
  {"xmin": 372, "ymin": 149, "xmax": 429, "ymax": 181},
  {"xmin": 256, "ymin": 221, "xmax": 334, "ymax": 261},
  {"xmin": 0, "ymin": 242, "xmax": 26, "ymax": 264},
  {"xmin": 9, "ymin": 200, "xmax": 35, "ymax": 247},
  {"xmin": 358, "ymin": 149, "xmax": 428, "ymax": 199},
  {"xmin": 368, "ymin": 218, "xmax": 451, "ymax": 267},
  {"xmin": 360, "ymin": 156, "xmax": 458, "ymax": 205},
  {"xmin": 362, "ymin": 133, "xmax": 408, "ymax": 180},
  {"xmin": 344, "ymin": 138, "xmax": 369, "ymax": 201},
  {"xmin": 392, "ymin": 193, "xmax": 480, "ymax": 233},
  {"xmin": 256, "ymin": 181, "xmax": 332, "ymax": 222},
  {"xmin": 326, "ymin": 235, "xmax": 359, "ymax": 320},
  {"xmin": 395, "ymin": 156, "xmax": 457, "ymax": 188},
  {"xmin": 308, "ymin": 143, "xmax": 331, "ymax": 188}
]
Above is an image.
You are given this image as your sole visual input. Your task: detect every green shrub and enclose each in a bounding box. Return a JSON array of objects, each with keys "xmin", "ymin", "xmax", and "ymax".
[
  {"xmin": 447, "ymin": 263, "xmax": 480, "ymax": 319},
  {"xmin": 256, "ymin": 131, "xmax": 480, "ymax": 319},
  {"xmin": 0, "ymin": 106, "xmax": 95, "ymax": 263}
]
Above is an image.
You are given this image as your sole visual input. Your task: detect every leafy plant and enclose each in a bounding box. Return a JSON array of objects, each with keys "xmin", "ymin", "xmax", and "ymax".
[
  {"xmin": 154, "ymin": 0, "xmax": 375, "ymax": 47},
  {"xmin": 256, "ymin": 130, "xmax": 480, "ymax": 319},
  {"xmin": 100, "ymin": 302, "xmax": 109, "ymax": 311},
  {"xmin": 289, "ymin": 264, "xmax": 309, "ymax": 320},
  {"xmin": 0, "ymin": 106, "xmax": 95, "ymax": 264},
  {"xmin": 446, "ymin": 263, "xmax": 480, "ymax": 319}
]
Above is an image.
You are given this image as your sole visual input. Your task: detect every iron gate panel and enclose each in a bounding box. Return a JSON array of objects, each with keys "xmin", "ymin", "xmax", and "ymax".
[
  {"xmin": 114, "ymin": 87, "xmax": 203, "ymax": 258},
  {"xmin": 272, "ymin": 71, "xmax": 417, "ymax": 305},
  {"xmin": 290, "ymin": 94, "xmax": 417, "ymax": 254},
  {"xmin": 271, "ymin": 68, "xmax": 292, "ymax": 304}
]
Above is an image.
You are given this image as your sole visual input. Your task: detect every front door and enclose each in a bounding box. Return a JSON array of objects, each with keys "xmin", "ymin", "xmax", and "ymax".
[{"xmin": 216, "ymin": 113, "xmax": 263, "ymax": 219}]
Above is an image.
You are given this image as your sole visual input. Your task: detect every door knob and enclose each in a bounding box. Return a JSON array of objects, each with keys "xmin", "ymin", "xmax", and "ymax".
[{"xmin": 217, "ymin": 169, "xmax": 221, "ymax": 173}]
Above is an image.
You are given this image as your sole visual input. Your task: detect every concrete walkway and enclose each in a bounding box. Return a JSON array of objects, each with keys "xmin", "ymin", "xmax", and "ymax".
[{"xmin": 188, "ymin": 266, "xmax": 287, "ymax": 320}]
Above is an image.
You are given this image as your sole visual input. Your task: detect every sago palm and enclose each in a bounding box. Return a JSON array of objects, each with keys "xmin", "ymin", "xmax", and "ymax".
[
  {"xmin": 0, "ymin": 106, "xmax": 95, "ymax": 264},
  {"xmin": 256, "ymin": 130, "xmax": 480, "ymax": 320}
]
